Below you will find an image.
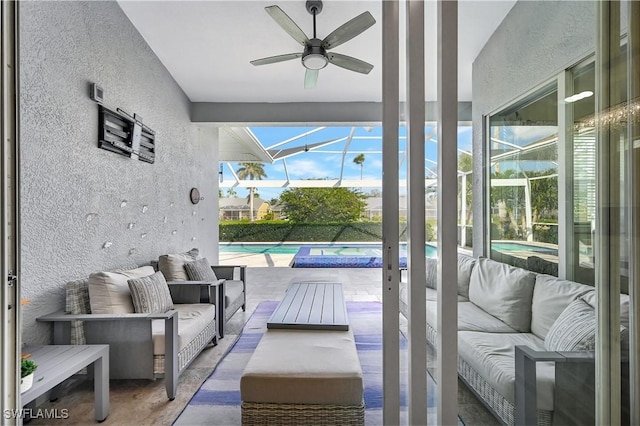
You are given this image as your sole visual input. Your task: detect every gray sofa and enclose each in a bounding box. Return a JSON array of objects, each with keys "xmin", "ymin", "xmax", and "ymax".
[
  {"xmin": 400, "ymin": 254, "xmax": 629, "ymax": 425},
  {"xmin": 155, "ymin": 249, "xmax": 246, "ymax": 338},
  {"xmin": 38, "ymin": 265, "xmax": 217, "ymax": 400}
]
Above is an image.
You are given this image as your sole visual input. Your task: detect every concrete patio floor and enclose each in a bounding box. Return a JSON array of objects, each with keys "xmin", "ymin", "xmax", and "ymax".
[{"xmin": 28, "ymin": 267, "xmax": 497, "ymax": 425}]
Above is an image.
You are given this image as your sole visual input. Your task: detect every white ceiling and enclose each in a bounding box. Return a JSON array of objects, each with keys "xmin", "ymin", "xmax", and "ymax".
[{"xmin": 118, "ymin": 0, "xmax": 516, "ymax": 103}]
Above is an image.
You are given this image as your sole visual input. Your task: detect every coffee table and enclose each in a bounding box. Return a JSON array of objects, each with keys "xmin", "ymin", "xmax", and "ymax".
[
  {"xmin": 267, "ymin": 282, "xmax": 348, "ymax": 330},
  {"xmin": 21, "ymin": 344, "xmax": 109, "ymax": 421}
]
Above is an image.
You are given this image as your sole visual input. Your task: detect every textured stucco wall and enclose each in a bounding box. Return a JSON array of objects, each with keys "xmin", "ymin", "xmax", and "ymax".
[
  {"xmin": 19, "ymin": 1, "xmax": 219, "ymax": 344},
  {"xmin": 471, "ymin": 1, "xmax": 595, "ymax": 257}
]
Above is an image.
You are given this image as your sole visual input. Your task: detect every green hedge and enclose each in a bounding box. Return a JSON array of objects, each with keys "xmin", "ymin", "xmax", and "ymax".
[
  {"xmin": 218, "ymin": 220, "xmax": 444, "ymax": 242},
  {"xmin": 220, "ymin": 221, "xmax": 385, "ymax": 242}
]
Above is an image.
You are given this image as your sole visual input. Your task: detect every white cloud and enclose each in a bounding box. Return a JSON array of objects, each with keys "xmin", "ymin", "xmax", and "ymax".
[{"xmin": 286, "ymin": 159, "xmax": 334, "ymax": 179}]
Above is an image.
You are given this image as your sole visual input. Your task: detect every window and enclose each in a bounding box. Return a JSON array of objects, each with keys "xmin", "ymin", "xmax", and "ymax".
[{"xmin": 488, "ymin": 84, "xmax": 559, "ymax": 274}]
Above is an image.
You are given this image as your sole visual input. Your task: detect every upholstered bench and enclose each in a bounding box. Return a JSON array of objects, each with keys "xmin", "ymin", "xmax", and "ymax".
[{"xmin": 240, "ymin": 329, "xmax": 364, "ymax": 425}]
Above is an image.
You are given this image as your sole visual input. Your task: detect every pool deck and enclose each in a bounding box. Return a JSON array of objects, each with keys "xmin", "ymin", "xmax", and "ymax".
[{"xmin": 220, "ymin": 251, "xmax": 295, "ymax": 267}]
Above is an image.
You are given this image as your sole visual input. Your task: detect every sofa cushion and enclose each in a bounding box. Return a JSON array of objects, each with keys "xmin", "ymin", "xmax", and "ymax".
[
  {"xmin": 531, "ymin": 275, "xmax": 592, "ymax": 340},
  {"xmin": 128, "ymin": 271, "xmax": 174, "ymax": 313},
  {"xmin": 424, "ymin": 255, "xmax": 475, "ymax": 298},
  {"xmin": 151, "ymin": 303, "xmax": 216, "ymax": 355},
  {"xmin": 240, "ymin": 329, "xmax": 363, "ymax": 405},
  {"xmin": 184, "ymin": 257, "xmax": 218, "ymax": 282},
  {"xmin": 427, "ymin": 301, "xmax": 518, "ymax": 333},
  {"xmin": 458, "ymin": 331, "xmax": 555, "ymax": 411},
  {"xmin": 426, "ymin": 257, "xmax": 438, "ymax": 289},
  {"xmin": 545, "ymin": 297, "xmax": 598, "ymax": 351},
  {"xmin": 468, "ymin": 258, "xmax": 536, "ymax": 332},
  {"xmin": 88, "ymin": 266, "xmax": 155, "ymax": 314},
  {"xmin": 457, "ymin": 254, "xmax": 476, "ymax": 299},
  {"xmin": 158, "ymin": 248, "xmax": 200, "ymax": 281}
]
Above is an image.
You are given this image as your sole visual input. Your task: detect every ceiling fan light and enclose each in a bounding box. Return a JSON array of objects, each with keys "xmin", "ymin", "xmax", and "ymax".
[{"xmin": 302, "ymin": 53, "xmax": 328, "ymax": 70}]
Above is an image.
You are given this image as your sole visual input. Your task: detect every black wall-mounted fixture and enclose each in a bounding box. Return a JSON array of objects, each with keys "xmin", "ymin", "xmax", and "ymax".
[
  {"xmin": 97, "ymin": 105, "xmax": 156, "ymax": 163},
  {"xmin": 91, "ymin": 82, "xmax": 156, "ymax": 163}
]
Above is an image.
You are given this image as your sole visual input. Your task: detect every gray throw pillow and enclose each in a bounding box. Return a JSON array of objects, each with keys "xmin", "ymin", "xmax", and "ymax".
[
  {"xmin": 545, "ymin": 297, "xmax": 596, "ymax": 351},
  {"xmin": 128, "ymin": 272, "xmax": 174, "ymax": 313},
  {"xmin": 425, "ymin": 257, "xmax": 438, "ymax": 289},
  {"xmin": 185, "ymin": 257, "xmax": 218, "ymax": 282},
  {"xmin": 158, "ymin": 248, "xmax": 200, "ymax": 281}
]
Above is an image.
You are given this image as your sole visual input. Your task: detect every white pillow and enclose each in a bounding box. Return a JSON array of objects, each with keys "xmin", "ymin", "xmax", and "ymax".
[
  {"xmin": 530, "ymin": 275, "xmax": 591, "ymax": 340},
  {"xmin": 457, "ymin": 254, "xmax": 476, "ymax": 299},
  {"xmin": 545, "ymin": 298, "xmax": 596, "ymax": 351},
  {"xmin": 88, "ymin": 266, "xmax": 155, "ymax": 314},
  {"xmin": 468, "ymin": 258, "xmax": 536, "ymax": 332}
]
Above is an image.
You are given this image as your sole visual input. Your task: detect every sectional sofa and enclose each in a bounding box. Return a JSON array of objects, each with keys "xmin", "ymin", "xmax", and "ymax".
[{"xmin": 399, "ymin": 254, "xmax": 629, "ymax": 425}]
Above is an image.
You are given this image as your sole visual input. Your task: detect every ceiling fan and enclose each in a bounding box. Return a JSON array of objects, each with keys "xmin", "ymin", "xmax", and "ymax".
[{"xmin": 250, "ymin": 0, "xmax": 376, "ymax": 89}]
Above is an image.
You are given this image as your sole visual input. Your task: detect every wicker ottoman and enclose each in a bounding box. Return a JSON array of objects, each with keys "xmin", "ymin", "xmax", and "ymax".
[{"xmin": 240, "ymin": 329, "xmax": 364, "ymax": 425}]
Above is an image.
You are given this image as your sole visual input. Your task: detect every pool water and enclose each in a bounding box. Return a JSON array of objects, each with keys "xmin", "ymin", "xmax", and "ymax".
[
  {"xmin": 221, "ymin": 243, "xmax": 438, "ymax": 257},
  {"xmin": 491, "ymin": 242, "xmax": 558, "ymax": 256}
]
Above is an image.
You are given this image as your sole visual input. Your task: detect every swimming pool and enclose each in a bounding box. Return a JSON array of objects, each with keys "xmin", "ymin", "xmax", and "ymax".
[
  {"xmin": 291, "ymin": 245, "xmax": 405, "ymax": 268},
  {"xmin": 220, "ymin": 243, "xmax": 437, "ymax": 268},
  {"xmin": 221, "ymin": 243, "xmax": 437, "ymax": 254},
  {"xmin": 491, "ymin": 242, "xmax": 558, "ymax": 256}
]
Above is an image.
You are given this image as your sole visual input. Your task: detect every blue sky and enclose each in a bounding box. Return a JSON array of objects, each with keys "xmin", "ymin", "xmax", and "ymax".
[{"xmin": 223, "ymin": 125, "xmax": 473, "ymax": 200}]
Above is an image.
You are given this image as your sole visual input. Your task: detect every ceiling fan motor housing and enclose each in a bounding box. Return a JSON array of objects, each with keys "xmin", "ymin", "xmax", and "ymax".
[
  {"xmin": 302, "ymin": 38, "xmax": 328, "ymax": 70},
  {"xmin": 306, "ymin": 0, "xmax": 323, "ymax": 15}
]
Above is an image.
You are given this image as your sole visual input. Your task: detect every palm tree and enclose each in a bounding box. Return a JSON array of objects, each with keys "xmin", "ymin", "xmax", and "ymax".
[
  {"xmin": 236, "ymin": 162, "xmax": 267, "ymax": 221},
  {"xmin": 353, "ymin": 153, "xmax": 365, "ymax": 180}
]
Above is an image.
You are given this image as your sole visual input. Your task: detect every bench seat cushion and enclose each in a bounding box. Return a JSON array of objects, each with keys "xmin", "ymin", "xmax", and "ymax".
[
  {"xmin": 459, "ymin": 331, "xmax": 555, "ymax": 411},
  {"xmin": 241, "ymin": 329, "xmax": 363, "ymax": 405},
  {"xmin": 151, "ymin": 303, "xmax": 216, "ymax": 355}
]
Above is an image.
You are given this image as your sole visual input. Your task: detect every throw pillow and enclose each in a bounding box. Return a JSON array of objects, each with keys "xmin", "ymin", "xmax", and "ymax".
[
  {"xmin": 530, "ymin": 275, "xmax": 592, "ymax": 340},
  {"xmin": 88, "ymin": 266, "xmax": 155, "ymax": 314},
  {"xmin": 457, "ymin": 254, "xmax": 476, "ymax": 299},
  {"xmin": 158, "ymin": 248, "xmax": 200, "ymax": 281},
  {"xmin": 128, "ymin": 271, "xmax": 174, "ymax": 313},
  {"xmin": 545, "ymin": 297, "xmax": 596, "ymax": 351},
  {"xmin": 184, "ymin": 257, "xmax": 218, "ymax": 282},
  {"xmin": 425, "ymin": 257, "xmax": 438, "ymax": 289}
]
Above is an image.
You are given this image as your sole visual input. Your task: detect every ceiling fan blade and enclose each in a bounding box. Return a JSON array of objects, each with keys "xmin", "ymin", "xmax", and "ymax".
[
  {"xmin": 327, "ymin": 53, "xmax": 373, "ymax": 74},
  {"xmin": 304, "ymin": 69, "xmax": 319, "ymax": 89},
  {"xmin": 250, "ymin": 52, "xmax": 302, "ymax": 66},
  {"xmin": 265, "ymin": 5, "xmax": 309, "ymax": 46},
  {"xmin": 322, "ymin": 11, "xmax": 376, "ymax": 50}
]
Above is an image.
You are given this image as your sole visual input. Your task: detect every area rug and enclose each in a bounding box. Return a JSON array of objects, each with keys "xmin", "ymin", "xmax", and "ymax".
[{"xmin": 174, "ymin": 301, "xmax": 439, "ymax": 425}]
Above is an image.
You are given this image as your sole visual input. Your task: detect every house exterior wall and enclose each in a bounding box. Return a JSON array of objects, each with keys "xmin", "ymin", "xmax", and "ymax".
[
  {"xmin": 471, "ymin": 0, "xmax": 595, "ymax": 257},
  {"xmin": 19, "ymin": 1, "xmax": 218, "ymax": 344}
]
